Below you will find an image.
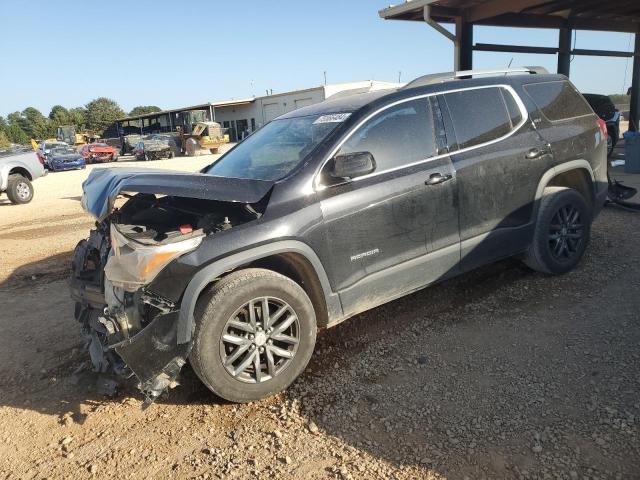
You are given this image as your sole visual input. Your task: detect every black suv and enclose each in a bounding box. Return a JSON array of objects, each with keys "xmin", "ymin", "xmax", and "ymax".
[{"xmin": 71, "ymin": 67, "xmax": 608, "ymax": 404}]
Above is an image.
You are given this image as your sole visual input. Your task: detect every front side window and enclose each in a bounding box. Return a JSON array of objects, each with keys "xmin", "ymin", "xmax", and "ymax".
[
  {"xmin": 335, "ymin": 98, "xmax": 437, "ymax": 172},
  {"xmin": 206, "ymin": 115, "xmax": 344, "ymax": 181},
  {"xmin": 443, "ymin": 87, "xmax": 517, "ymax": 150}
]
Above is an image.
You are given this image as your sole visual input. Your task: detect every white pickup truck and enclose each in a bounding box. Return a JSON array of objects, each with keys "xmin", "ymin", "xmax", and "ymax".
[{"xmin": 0, "ymin": 148, "xmax": 45, "ymax": 204}]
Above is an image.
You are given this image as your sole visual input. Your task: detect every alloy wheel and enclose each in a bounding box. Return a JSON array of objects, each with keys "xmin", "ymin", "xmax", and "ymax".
[
  {"xmin": 220, "ymin": 296, "xmax": 300, "ymax": 384},
  {"xmin": 548, "ymin": 204, "xmax": 584, "ymax": 261}
]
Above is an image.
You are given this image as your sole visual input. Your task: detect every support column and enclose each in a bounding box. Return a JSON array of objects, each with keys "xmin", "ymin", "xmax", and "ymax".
[
  {"xmin": 630, "ymin": 33, "xmax": 640, "ymax": 132},
  {"xmin": 456, "ymin": 19, "xmax": 473, "ymax": 71},
  {"xmin": 558, "ymin": 27, "xmax": 572, "ymax": 77}
]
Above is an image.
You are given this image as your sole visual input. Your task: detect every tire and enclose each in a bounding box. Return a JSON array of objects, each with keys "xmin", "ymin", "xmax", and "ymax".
[
  {"xmin": 168, "ymin": 150, "xmax": 175, "ymax": 159},
  {"xmin": 190, "ymin": 268, "xmax": 317, "ymax": 403},
  {"xmin": 607, "ymin": 134, "xmax": 614, "ymax": 158},
  {"xmin": 6, "ymin": 174, "xmax": 34, "ymax": 204},
  {"xmin": 143, "ymin": 153, "xmax": 150, "ymax": 161},
  {"xmin": 524, "ymin": 187, "xmax": 592, "ymax": 275},
  {"xmin": 185, "ymin": 138, "xmax": 198, "ymax": 157}
]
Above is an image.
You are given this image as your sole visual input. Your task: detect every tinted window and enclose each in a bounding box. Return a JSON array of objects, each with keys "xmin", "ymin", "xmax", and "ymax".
[
  {"xmin": 444, "ymin": 87, "xmax": 514, "ymax": 150},
  {"xmin": 336, "ymin": 98, "xmax": 437, "ymax": 172},
  {"xmin": 524, "ymin": 81, "xmax": 593, "ymax": 122}
]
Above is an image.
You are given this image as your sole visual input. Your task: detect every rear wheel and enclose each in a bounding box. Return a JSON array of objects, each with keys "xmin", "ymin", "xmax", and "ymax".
[
  {"xmin": 6, "ymin": 174, "xmax": 33, "ymax": 204},
  {"xmin": 190, "ymin": 269, "xmax": 317, "ymax": 403},
  {"xmin": 524, "ymin": 187, "xmax": 591, "ymax": 274}
]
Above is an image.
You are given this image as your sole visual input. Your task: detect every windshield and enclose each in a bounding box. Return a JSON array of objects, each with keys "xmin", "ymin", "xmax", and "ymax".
[{"xmin": 205, "ymin": 114, "xmax": 346, "ymax": 181}]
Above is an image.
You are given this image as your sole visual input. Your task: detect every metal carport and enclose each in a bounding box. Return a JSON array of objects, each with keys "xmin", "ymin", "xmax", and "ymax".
[{"xmin": 379, "ymin": 0, "xmax": 640, "ymax": 131}]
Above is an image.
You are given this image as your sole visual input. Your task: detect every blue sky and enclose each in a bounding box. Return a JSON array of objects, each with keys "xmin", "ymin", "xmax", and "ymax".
[{"xmin": 0, "ymin": 0, "xmax": 635, "ymax": 117}]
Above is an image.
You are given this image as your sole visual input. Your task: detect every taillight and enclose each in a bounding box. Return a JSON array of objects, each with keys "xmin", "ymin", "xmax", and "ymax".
[
  {"xmin": 597, "ymin": 119, "xmax": 608, "ymax": 139},
  {"xmin": 36, "ymin": 152, "xmax": 45, "ymax": 166}
]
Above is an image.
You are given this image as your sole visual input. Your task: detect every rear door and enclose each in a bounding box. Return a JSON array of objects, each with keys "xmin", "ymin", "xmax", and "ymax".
[
  {"xmin": 522, "ymin": 80, "xmax": 602, "ymax": 168},
  {"xmin": 317, "ymin": 96, "xmax": 460, "ymax": 317},
  {"xmin": 440, "ymin": 85, "xmax": 553, "ymax": 271}
]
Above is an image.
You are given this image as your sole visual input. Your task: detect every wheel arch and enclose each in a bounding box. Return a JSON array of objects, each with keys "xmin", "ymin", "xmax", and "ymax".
[
  {"xmin": 535, "ymin": 160, "xmax": 595, "ymax": 210},
  {"xmin": 9, "ymin": 167, "xmax": 33, "ymax": 181},
  {"xmin": 176, "ymin": 241, "xmax": 342, "ymax": 344}
]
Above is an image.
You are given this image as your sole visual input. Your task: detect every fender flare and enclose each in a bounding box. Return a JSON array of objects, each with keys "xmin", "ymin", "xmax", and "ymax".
[
  {"xmin": 176, "ymin": 240, "xmax": 341, "ymax": 344},
  {"xmin": 534, "ymin": 160, "xmax": 595, "ymax": 202}
]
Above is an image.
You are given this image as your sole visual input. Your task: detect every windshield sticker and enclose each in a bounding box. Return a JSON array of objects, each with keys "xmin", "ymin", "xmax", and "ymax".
[{"xmin": 313, "ymin": 113, "xmax": 351, "ymax": 124}]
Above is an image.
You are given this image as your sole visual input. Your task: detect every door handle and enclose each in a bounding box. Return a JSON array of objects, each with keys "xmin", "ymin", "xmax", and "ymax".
[
  {"xmin": 526, "ymin": 147, "xmax": 550, "ymax": 159},
  {"xmin": 425, "ymin": 173, "xmax": 453, "ymax": 186}
]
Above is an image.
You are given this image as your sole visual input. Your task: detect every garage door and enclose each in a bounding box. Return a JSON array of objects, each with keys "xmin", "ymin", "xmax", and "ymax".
[{"xmin": 263, "ymin": 103, "xmax": 282, "ymax": 123}]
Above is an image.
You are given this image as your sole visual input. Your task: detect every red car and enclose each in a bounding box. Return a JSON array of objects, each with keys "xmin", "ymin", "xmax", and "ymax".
[{"xmin": 80, "ymin": 143, "xmax": 118, "ymax": 163}]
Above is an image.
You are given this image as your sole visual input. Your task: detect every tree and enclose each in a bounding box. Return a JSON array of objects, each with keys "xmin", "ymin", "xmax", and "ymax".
[
  {"xmin": 85, "ymin": 97, "xmax": 125, "ymax": 134},
  {"xmin": 5, "ymin": 124, "xmax": 29, "ymax": 145},
  {"xmin": 0, "ymin": 130, "xmax": 10, "ymax": 148},
  {"xmin": 129, "ymin": 105, "xmax": 162, "ymax": 117},
  {"xmin": 49, "ymin": 105, "xmax": 70, "ymax": 125},
  {"xmin": 68, "ymin": 107, "xmax": 87, "ymax": 130},
  {"xmin": 7, "ymin": 111, "xmax": 29, "ymax": 134},
  {"xmin": 22, "ymin": 107, "xmax": 51, "ymax": 139}
]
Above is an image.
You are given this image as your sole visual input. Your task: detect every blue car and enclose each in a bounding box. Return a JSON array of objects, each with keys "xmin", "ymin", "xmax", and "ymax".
[{"xmin": 47, "ymin": 146, "xmax": 86, "ymax": 172}]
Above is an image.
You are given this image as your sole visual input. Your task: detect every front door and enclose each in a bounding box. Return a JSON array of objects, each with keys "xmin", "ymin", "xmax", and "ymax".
[{"xmin": 317, "ymin": 96, "xmax": 460, "ymax": 317}]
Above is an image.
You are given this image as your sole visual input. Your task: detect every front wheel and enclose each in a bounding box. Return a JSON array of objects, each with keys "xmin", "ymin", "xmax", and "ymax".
[
  {"xmin": 524, "ymin": 187, "xmax": 591, "ymax": 275},
  {"xmin": 6, "ymin": 174, "xmax": 34, "ymax": 204},
  {"xmin": 190, "ymin": 269, "xmax": 317, "ymax": 403}
]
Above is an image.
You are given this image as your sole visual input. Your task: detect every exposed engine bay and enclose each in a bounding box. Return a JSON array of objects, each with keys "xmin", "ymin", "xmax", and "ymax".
[{"xmin": 71, "ymin": 191, "xmax": 264, "ymax": 405}]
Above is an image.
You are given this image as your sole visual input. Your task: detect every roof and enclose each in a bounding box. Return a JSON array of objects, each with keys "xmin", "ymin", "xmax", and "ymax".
[
  {"xmin": 379, "ymin": 0, "xmax": 640, "ymax": 33},
  {"xmin": 281, "ymin": 70, "xmax": 563, "ymax": 120}
]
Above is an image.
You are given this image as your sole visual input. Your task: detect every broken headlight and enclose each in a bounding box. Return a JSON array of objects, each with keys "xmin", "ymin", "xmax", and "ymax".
[{"xmin": 105, "ymin": 226, "xmax": 203, "ymax": 291}]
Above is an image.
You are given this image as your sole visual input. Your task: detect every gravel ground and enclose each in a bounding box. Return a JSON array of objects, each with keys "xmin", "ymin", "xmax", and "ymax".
[{"xmin": 0, "ymin": 155, "xmax": 639, "ymax": 479}]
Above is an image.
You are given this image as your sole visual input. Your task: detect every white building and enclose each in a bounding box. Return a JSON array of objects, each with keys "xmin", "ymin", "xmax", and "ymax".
[{"xmin": 117, "ymin": 80, "xmax": 402, "ymax": 142}]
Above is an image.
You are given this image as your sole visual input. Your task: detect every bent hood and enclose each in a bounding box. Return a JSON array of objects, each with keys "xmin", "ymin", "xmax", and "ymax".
[{"xmin": 81, "ymin": 168, "xmax": 274, "ymax": 221}]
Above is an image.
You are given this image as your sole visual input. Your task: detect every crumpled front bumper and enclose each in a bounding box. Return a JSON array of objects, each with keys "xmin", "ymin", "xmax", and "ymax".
[{"xmin": 70, "ymin": 228, "xmax": 192, "ymax": 406}]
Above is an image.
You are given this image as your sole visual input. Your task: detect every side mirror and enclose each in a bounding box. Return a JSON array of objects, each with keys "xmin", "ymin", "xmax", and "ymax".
[
  {"xmin": 330, "ymin": 152, "xmax": 376, "ymax": 179},
  {"xmin": 44, "ymin": 149, "xmax": 51, "ymax": 154}
]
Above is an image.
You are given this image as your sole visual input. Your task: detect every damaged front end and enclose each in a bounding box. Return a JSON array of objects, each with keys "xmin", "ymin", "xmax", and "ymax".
[{"xmin": 71, "ymin": 169, "xmax": 271, "ymax": 405}]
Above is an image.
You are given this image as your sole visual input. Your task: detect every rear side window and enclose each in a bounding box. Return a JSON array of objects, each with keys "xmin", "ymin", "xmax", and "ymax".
[
  {"xmin": 336, "ymin": 98, "xmax": 437, "ymax": 172},
  {"xmin": 443, "ymin": 87, "xmax": 518, "ymax": 150},
  {"xmin": 524, "ymin": 81, "xmax": 593, "ymax": 122}
]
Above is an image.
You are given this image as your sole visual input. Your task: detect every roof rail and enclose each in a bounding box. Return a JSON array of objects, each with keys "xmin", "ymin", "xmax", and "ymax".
[{"xmin": 403, "ymin": 66, "xmax": 549, "ymax": 90}]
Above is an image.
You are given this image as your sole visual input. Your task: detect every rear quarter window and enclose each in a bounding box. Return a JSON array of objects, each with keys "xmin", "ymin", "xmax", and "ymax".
[{"xmin": 523, "ymin": 81, "xmax": 593, "ymax": 122}]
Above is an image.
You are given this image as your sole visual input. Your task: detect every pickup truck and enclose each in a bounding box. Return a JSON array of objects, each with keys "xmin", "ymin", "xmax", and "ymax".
[{"xmin": 0, "ymin": 147, "xmax": 45, "ymax": 204}]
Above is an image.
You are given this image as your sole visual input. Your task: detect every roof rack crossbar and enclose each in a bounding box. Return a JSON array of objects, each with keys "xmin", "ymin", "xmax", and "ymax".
[{"xmin": 403, "ymin": 66, "xmax": 549, "ymax": 90}]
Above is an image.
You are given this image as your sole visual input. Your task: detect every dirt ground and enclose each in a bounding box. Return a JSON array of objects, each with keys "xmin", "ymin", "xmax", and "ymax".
[{"xmin": 1, "ymin": 153, "xmax": 639, "ymax": 479}]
